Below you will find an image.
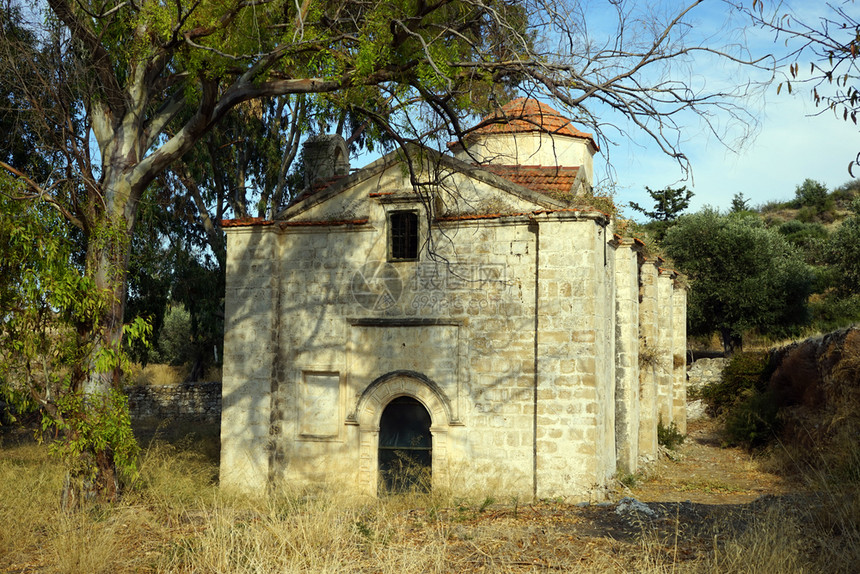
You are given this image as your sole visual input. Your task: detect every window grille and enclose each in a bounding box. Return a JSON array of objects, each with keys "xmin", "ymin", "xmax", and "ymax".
[{"xmin": 389, "ymin": 211, "xmax": 419, "ymax": 261}]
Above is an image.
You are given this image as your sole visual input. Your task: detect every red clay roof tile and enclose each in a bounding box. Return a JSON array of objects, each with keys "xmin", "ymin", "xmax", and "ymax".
[
  {"xmin": 221, "ymin": 217, "xmax": 274, "ymax": 227},
  {"xmin": 466, "ymin": 98, "xmax": 598, "ymax": 150},
  {"xmin": 482, "ymin": 164, "xmax": 580, "ymax": 195}
]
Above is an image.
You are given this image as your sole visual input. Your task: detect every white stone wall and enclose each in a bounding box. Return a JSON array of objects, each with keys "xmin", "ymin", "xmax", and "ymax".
[
  {"xmin": 533, "ymin": 217, "xmax": 615, "ymax": 498},
  {"xmin": 220, "ymin": 226, "xmax": 279, "ymax": 491},
  {"xmin": 262, "ymin": 209, "xmax": 549, "ymax": 495},
  {"xmin": 453, "ymin": 132, "xmax": 595, "ymax": 183},
  {"xmin": 656, "ymin": 269, "xmax": 675, "ymax": 427},
  {"xmin": 613, "ymin": 241, "xmax": 640, "ymax": 474},
  {"xmin": 672, "ymin": 285, "xmax": 688, "ymax": 433},
  {"xmin": 637, "ymin": 260, "xmax": 659, "ymax": 463},
  {"xmin": 220, "ymin": 161, "xmax": 687, "ymax": 499}
]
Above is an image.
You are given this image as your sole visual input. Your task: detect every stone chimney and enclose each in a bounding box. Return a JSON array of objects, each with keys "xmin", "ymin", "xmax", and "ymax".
[{"xmin": 303, "ymin": 134, "xmax": 350, "ymax": 188}]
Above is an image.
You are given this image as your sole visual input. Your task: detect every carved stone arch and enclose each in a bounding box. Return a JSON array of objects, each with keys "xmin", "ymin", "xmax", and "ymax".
[
  {"xmin": 354, "ymin": 371, "xmax": 452, "ymax": 494},
  {"xmin": 355, "ymin": 370, "xmax": 454, "ymax": 429}
]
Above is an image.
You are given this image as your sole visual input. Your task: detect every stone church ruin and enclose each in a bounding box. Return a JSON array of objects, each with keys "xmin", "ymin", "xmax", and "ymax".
[{"xmin": 220, "ymin": 98, "xmax": 687, "ymax": 499}]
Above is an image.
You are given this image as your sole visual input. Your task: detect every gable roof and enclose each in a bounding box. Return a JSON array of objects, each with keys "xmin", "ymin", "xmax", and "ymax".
[{"xmin": 276, "ymin": 144, "xmax": 574, "ymax": 222}]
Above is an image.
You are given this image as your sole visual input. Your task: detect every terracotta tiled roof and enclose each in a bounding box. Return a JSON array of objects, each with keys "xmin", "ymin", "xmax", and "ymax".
[
  {"xmin": 222, "ymin": 217, "xmax": 369, "ymax": 228},
  {"xmin": 221, "ymin": 217, "xmax": 274, "ymax": 228},
  {"xmin": 482, "ymin": 164, "xmax": 580, "ymax": 195},
  {"xmin": 466, "ymin": 98, "xmax": 598, "ymax": 150}
]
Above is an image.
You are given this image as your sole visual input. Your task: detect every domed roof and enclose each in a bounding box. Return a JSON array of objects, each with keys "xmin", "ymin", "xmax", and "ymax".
[{"xmin": 466, "ymin": 98, "xmax": 598, "ymax": 150}]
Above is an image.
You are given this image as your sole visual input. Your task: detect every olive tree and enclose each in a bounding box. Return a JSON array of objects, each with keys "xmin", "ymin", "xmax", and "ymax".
[
  {"xmin": 663, "ymin": 208, "xmax": 815, "ymax": 354},
  {"xmin": 826, "ymin": 198, "xmax": 860, "ymax": 297}
]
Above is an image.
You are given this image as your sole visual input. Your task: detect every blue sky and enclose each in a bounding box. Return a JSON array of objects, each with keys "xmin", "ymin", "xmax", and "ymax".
[
  {"xmin": 354, "ymin": 1, "xmax": 858, "ymax": 219},
  {"xmin": 596, "ymin": 1, "xmax": 860, "ymax": 217},
  {"xmin": 607, "ymin": 89, "xmax": 860, "ymax": 217}
]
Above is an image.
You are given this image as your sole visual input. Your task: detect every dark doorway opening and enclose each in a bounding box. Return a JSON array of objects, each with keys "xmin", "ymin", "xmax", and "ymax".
[{"xmin": 378, "ymin": 396, "xmax": 432, "ymax": 493}]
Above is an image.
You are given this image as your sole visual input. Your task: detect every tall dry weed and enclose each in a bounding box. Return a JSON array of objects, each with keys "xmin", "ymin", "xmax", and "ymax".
[
  {"xmin": 0, "ymin": 439, "xmax": 64, "ymax": 567},
  {"xmin": 47, "ymin": 511, "xmax": 128, "ymax": 574},
  {"xmin": 704, "ymin": 504, "xmax": 804, "ymax": 574},
  {"xmin": 4, "ymin": 425, "xmax": 860, "ymax": 574}
]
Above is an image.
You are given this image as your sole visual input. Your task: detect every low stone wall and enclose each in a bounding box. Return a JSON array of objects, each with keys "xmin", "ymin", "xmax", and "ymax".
[
  {"xmin": 687, "ymin": 357, "xmax": 727, "ymax": 393},
  {"xmin": 126, "ymin": 382, "xmax": 221, "ymax": 423}
]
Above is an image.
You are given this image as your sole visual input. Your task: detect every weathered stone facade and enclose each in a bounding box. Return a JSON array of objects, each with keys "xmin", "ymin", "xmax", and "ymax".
[{"xmin": 221, "ymin": 99, "xmax": 687, "ymax": 499}]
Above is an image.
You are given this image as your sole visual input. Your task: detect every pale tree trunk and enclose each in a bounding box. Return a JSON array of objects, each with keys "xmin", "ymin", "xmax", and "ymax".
[
  {"xmin": 64, "ymin": 91, "xmax": 147, "ymax": 503},
  {"xmin": 64, "ymin": 174, "xmax": 137, "ymax": 506}
]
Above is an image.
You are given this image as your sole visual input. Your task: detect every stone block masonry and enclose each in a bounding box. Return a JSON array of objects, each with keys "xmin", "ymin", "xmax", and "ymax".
[
  {"xmin": 687, "ymin": 357, "xmax": 728, "ymax": 394},
  {"xmin": 126, "ymin": 382, "xmax": 221, "ymax": 423},
  {"xmin": 219, "ymin": 101, "xmax": 688, "ymax": 500}
]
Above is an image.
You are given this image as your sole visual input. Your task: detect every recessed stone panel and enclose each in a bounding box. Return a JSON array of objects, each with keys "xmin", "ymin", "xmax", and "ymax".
[{"xmin": 298, "ymin": 371, "xmax": 341, "ymax": 438}]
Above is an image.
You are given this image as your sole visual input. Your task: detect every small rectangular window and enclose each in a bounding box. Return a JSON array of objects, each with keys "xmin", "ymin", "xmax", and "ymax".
[{"xmin": 389, "ymin": 211, "xmax": 419, "ymax": 261}]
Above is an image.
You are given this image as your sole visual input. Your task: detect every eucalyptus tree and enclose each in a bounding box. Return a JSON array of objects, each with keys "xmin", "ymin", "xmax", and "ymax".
[{"xmin": 0, "ymin": 0, "xmax": 771, "ymax": 499}]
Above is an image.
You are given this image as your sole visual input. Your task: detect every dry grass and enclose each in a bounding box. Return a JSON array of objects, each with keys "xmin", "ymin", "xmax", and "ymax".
[
  {"xmin": 127, "ymin": 364, "xmax": 222, "ymax": 386},
  {"xmin": 1, "ymin": 425, "xmax": 858, "ymax": 573}
]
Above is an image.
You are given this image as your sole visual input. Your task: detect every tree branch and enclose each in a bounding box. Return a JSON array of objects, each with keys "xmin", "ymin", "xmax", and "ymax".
[{"xmin": 0, "ymin": 161, "xmax": 85, "ymax": 229}]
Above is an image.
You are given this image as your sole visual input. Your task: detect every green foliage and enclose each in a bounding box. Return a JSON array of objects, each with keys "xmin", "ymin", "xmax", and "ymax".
[
  {"xmin": 722, "ymin": 390, "xmax": 779, "ymax": 448},
  {"xmin": 831, "ymin": 179, "xmax": 860, "ymax": 205},
  {"xmin": 617, "ymin": 471, "xmax": 641, "ymax": 488},
  {"xmin": 629, "ymin": 185, "xmax": 694, "ymax": 222},
  {"xmin": 809, "ymin": 294, "xmax": 860, "ymax": 332},
  {"xmin": 825, "ymin": 209, "xmax": 860, "ymax": 296},
  {"xmin": 701, "ymin": 352, "xmax": 771, "ymax": 416},
  {"xmin": 700, "ymin": 351, "xmax": 778, "ymax": 448},
  {"xmin": 628, "ymin": 185, "xmax": 693, "ymax": 242},
  {"xmin": 48, "ymin": 389, "xmax": 140, "ymax": 485},
  {"xmin": 147, "ymin": 305, "xmax": 194, "ymax": 366},
  {"xmin": 663, "ymin": 209, "xmax": 816, "ymax": 353},
  {"xmin": 0, "ymin": 175, "xmax": 88, "ymax": 419},
  {"xmin": 794, "ymin": 179, "xmax": 830, "ymax": 209},
  {"xmin": 777, "ymin": 220, "xmax": 829, "ymax": 265},
  {"xmin": 791, "ymin": 179, "xmax": 837, "ymax": 223},
  {"xmin": 0, "ymin": 173, "xmax": 144, "ymax": 488},
  {"xmin": 657, "ymin": 420, "xmax": 686, "ymax": 450},
  {"xmin": 730, "ymin": 192, "xmax": 752, "ymax": 213},
  {"xmin": 777, "ymin": 220, "xmax": 828, "ymax": 247}
]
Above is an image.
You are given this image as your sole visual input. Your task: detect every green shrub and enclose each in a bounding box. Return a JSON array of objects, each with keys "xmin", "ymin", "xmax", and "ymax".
[
  {"xmin": 794, "ymin": 179, "xmax": 829, "ymax": 210},
  {"xmin": 701, "ymin": 351, "xmax": 771, "ymax": 416},
  {"xmin": 722, "ymin": 390, "xmax": 780, "ymax": 448},
  {"xmin": 831, "ymin": 179, "xmax": 860, "ymax": 206},
  {"xmin": 777, "ymin": 220, "xmax": 828, "ymax": 263},
  {"xmin": 700, "ymin": 351, "xmax": 784, "ymax": 449},
  {"xmin": 657, "ymin": 420, "xmax": 685, "ymax": 450},
  {"xmin": 809, "ymin": 294, "xmax": 860, "ymax": 333}
]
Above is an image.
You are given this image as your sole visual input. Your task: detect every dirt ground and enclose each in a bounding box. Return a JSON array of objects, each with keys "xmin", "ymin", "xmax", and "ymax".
[
  {"xmin": 415, "ymin": 415, "xmax": 808, "ymax": 572},
  {"xmin": 629, "ymin": 416, "xmax": 793, "ymax": 505}
]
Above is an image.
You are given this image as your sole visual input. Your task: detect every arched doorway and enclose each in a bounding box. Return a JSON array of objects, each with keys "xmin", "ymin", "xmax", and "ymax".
[{"xmin": 378, "ymin": 396, "xmax": 432, "ymax": 493}]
